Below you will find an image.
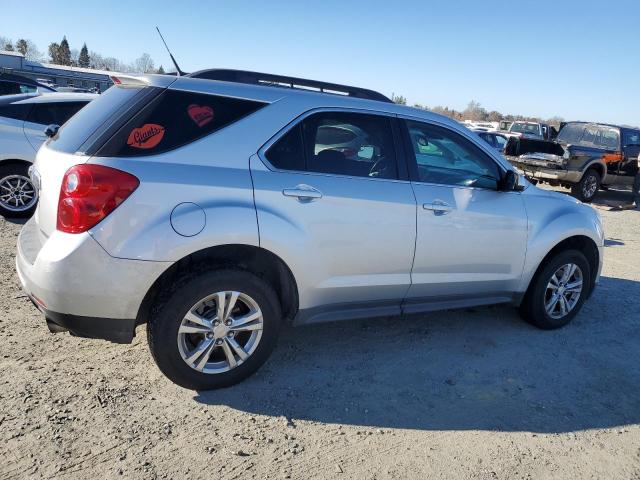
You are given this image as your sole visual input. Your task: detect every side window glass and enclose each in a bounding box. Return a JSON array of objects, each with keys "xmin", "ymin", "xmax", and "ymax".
[
  {"xmin": 494, "ymin": 135, "xmax": 507, "ymax": 149},
  {"xmin": 406, "ymin": 120, "xmax": 500, "ymax": 189},
  {"xmin": 97, "ymin": 90, "xmax": 266, "ymax": 158},
  {"xmin": 623, "ymin": 131, "xmax": 640, "ymax": 146},
  {"xmin": 302, "ymin": 112, "xmax": 398, "ymax": 179},
  {"xmin": 265, "ymin": 124, "xmax": 305, "ymax": 171},
  {"xmin": 28, "ymin": 102, "xmax": 87, "ymax": 126}
]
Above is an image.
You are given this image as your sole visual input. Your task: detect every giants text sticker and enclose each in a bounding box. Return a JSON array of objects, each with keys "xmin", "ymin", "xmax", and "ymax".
[
  {"xmin": 188, "ymin": 104, "xmax": 214, "ymax": 127},
  {"xmin": 127, "ymin": 124, "xmax": 166, "ymax": 149}
]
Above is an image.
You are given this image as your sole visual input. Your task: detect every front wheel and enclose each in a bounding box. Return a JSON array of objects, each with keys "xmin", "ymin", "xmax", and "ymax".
[
  {"xmin": 0, "ymin": 163, "xmax": 38, "ymax": 218},
  {"xmin": 147, "ymin": 269, "xmax": 282, "ymax": 390},
  {"xmin": 571, "ymin": 169, "xmax": 600, "ymax": 203},
  {"xmin": 519, "ymin": 249, "xmax": 591, "ymax": 330}
]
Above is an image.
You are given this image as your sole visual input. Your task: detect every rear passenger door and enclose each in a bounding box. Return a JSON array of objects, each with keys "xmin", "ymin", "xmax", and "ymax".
[
  {"xmin": 23, "ymin": 101, "xmax": 88, "ymax": 151},
  {"xmin": 251, "ymin": 110, "xmax": 417, "ymax": 322}
]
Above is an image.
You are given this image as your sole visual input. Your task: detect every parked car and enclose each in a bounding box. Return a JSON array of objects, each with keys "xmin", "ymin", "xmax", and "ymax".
[
  {"xmin": 0, "ymin": 92, "xmax": 96, "ymax": 216},
  {"xmin": 505, "ymin": 121, "xmax": 640, "ymax": 202},
  {"xmin": 17, "ymin": 70, "xmax": 604, "ymax": 390},
  {"xmin": 509, "ymin": 121, "xmax": 557, "ymax": 140},
  {"xmin": 472, "ymin": 129, "xmax": 509, "ymax": 152},
  {"xmin": 0, "ymin": 73, "xmax": 57, "ymax": 96}
]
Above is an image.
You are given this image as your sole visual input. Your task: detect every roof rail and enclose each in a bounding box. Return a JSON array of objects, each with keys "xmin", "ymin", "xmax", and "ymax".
[{"xmin": 187, "ymin": 69, "xmax": 392, "ymax": 103}]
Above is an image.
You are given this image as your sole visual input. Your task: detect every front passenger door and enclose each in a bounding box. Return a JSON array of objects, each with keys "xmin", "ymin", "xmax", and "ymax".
[{"xmin": 402, "ymin": 119, "xmax": 528, "ymax": 310}]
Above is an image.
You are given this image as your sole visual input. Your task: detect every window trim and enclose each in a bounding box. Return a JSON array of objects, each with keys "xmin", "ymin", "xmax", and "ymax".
[
  {"xmin": 398, "ymin": 116, "xmax": 509, "ymax": 191},
  {"xmin": 257, "ymin": 107, "xmax": 409, "ymax": 183}
]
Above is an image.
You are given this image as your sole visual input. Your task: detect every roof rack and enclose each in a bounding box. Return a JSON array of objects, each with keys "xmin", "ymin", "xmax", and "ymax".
[{"xmin": 187, "ymin": 69, "xmax": 392, "ymax": 103}]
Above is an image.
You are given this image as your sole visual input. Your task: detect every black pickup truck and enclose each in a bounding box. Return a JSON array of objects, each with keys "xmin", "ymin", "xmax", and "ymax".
[{"xmin": 505, "ymin": 121, "xmax": 640, "ymax": 202}]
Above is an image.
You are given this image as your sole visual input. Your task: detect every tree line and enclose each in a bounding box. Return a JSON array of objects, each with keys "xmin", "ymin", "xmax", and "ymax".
[
  {"xmin": 0, "ymin": 35, "xmax": 165, "ymax": 74},
  {"xmin": 391, "ymin": 94, "xmax": 564, "ymax": 126}
]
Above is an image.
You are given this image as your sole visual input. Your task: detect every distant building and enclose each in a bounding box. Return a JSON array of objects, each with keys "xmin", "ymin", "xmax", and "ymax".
[{"xmin": 0, "ymin": 50, "xmax": 115, "ymax": 92}]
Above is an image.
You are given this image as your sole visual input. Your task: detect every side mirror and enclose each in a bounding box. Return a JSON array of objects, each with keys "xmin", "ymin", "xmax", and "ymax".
[
  {"xmin": 44, "ymin": 124, "xmax": 60, "ymax": 138},
  {"xmin": 500, "ymin": 170, "xmax": 519, "ymax": 191}
]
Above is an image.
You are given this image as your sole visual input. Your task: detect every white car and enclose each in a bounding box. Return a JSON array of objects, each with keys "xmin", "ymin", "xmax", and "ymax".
[{"xmin": 0, "ymin": 92, "xmax": 96, "ymax": 217}]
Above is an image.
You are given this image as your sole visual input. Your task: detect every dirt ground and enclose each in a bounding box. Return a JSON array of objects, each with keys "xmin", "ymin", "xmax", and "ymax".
[{"xmin": 1, "ymin": 185, "xmax": 639, "ymax": 480}]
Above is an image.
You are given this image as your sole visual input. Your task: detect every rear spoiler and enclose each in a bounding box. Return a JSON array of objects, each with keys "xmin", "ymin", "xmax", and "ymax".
[{"xmin": 109, "ymin": 75, "xmax": 150, "ymax": 87}]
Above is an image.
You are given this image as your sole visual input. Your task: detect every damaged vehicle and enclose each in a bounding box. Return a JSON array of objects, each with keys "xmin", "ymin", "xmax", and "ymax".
[{"xmin": 505, "ymin": 122, "xmax": 640, "ymax": 202}]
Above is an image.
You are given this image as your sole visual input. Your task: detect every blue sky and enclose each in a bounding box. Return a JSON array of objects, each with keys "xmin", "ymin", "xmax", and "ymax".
[{"xmin": 3, "ymin": 0, "xmax": 639, "ymax": 125}]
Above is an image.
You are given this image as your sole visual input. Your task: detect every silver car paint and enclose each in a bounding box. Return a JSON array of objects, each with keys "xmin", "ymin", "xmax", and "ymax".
[{"xmin": 19, "ymin": 74, "xmax": 604, "ymax": 325}]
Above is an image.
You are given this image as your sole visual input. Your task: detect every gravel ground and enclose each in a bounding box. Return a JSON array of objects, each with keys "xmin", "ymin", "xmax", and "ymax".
[{"xmin": 1, "ymin": 185, "xmax": 639, "ymax": 480}]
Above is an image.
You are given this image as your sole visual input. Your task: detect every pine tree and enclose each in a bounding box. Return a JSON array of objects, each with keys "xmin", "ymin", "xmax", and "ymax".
[
  {"xmin": 4, "ymin": 41, "xmax": 14, "ymax": 51},
  {"xmin": 59, "ymin": 36, "xmax": 71, "ymax": 66},
  {"xmin": 78, "ymin": 43, "xmax": 90, "ymax": 68},
  {"xmin": 48, "ymin": 42, "xmax": 60, "ymax": 63},
  {"xmin": 157, "ymin": 65, "xmax": 165, "ymax": 74},
  {"xmin": 16, "ymin": 39, "xmax": 28, "ymax": 56}
]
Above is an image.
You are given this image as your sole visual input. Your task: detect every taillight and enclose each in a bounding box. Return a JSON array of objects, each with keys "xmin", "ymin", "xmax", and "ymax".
[{"xmin": 57, "ymin": 164, "xmax": 139, "ymax": 233}]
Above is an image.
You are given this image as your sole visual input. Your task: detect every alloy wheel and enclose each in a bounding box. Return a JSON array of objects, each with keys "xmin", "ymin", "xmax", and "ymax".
[
  {"xmin": 177, "ymin": 291, "xmax": 264, "ymax": 374},
  {"xmin": 582, "ymin": 174, "xmax": 598, "ymax": 199},
  {"xmin": 544, "ymin": 263, "xmax": 583, "ymax": 319},
  {"xmin": 0, "ymin": 175, "xmax": 38, "ymax": 212}
]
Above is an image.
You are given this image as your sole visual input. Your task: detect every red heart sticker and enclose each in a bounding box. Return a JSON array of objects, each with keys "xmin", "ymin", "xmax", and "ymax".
[
  {"xmin": 188, "ymin": 104, "xmax": 214, "ymax": 127},
  {"xmin": 127, "ymin": 124, "xmax": 165, "ymax": 149}
]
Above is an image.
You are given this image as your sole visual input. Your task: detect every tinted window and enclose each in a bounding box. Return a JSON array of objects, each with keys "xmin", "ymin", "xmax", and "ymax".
[
  {"xmin": 266, "ymin": 112, "xmax": 398, "ymax": 179},
  {"xmin": 623, "ymin": 130, "xmax": 640, "ymax": 146},
  {"xmin": 97, "ymin": 90, "xmax": 266, "ymax": 157},
  {"xmin": 478, "ymin": 132, "xmax": 495, "ymax": 147},
  {"xmin": 27, "ymin": 102, "xmax": 88, "ymax": 126},
  {"xmin": 406, "ymin": 120, "xmax": 500, "ymax": 189},
  {"xmin": 306, "ymin": 112, "xmax": 397, "ymax": 179},
  {"xmin": 48, "ymin": 85, "xmax": 146, "ymax": 154},
  {"xmin": 0, "ymin": 103, "xmax": 32, "ymax": 121},
  {"xmin": 265, "ymin": 124, "xmax": 305, "ymax": 171},
  {"xmin": 0, "ymin": 82, "xmax": 22, "ymax": 95}
]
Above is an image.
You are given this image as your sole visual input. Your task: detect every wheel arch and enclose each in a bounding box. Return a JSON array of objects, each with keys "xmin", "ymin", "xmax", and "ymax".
[
  {"xmin": 524, "ymin": 235, "xmax": 599, "ymax": 300},
  {"xmin": 0, "ymin": 158, "xmax": 33, "ymax": 170},
  {"xmin": 136, "ymin": 244, "xmax": 299, "ymax": 326},
  {"xmin": 581, "ymin": 161, "xmax": 606, "ymax": 183}
]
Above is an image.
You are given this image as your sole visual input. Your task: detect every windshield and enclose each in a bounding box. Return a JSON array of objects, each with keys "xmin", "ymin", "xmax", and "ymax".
[
  {"xmin": 510, "ymin": 122, "xmax": 540, "ymax": 134},
  {"xmin": 556, "ymin": 123, "xmax": 620, "ymax": 150}
]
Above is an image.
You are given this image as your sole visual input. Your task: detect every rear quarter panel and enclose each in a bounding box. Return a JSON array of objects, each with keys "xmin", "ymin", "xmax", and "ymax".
[{"xmin": 88, "ymin": 98, "xmax": 308, "ymax": 262}]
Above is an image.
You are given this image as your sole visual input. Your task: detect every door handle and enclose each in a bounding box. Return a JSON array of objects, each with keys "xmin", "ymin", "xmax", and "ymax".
[
  {"xmin": 282, "ymin": 185, "xmax": 323, "ymax": 201},
  {"xmin": 423, "ymin": 201, "xmax": 453, "ymax": 215}
]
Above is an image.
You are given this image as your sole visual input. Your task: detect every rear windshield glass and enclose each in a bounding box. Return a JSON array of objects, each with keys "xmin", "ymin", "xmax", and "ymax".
[
  {"xmin": 47, "ymin": 85, "xmax": 146, "ymax": 154},
  {"xmin": 557, "ymin": 123, "xmax": 620, "ymax": 150},
  {"xmin": 96, "ymin": 90, "xmax": 266, "ymax": 157},
  {"xmin": 510, "ymin": 123, "xmax": 539, "ymax": 134}
]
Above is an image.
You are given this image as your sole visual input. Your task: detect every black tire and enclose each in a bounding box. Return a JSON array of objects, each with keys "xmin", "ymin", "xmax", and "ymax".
[
  {"xmin": 519, "ymin": 249, "xmax": 591, "ymax": 330},
  {"xmin": 147, "ymin": 269, "xmax": 282, "ymax": 390},
  {"xmin": 571, "ymin": 168, "xmax": 600, "ymax": 203},
  {"xmin": 0, "ymin": 163, "xmax": 38, "ymax": 218}
]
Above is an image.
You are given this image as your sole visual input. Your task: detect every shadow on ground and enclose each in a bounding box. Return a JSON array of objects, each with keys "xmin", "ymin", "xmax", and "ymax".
[{"xmin": 195, "ymin": 276, "xmax": 640, "ymax": 433}]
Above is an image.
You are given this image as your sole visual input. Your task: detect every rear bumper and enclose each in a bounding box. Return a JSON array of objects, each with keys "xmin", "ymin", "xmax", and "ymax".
[
  {"xmin": 511, "ymin": 161, "xmax": 582, "ymax": 183},
  {"xmin": 16, "ymin": 217, "xmax": 172, "ymax": 341},
  {"xmin": 29, "ymin": 296, "xmax": 136, "ymax": 343}
]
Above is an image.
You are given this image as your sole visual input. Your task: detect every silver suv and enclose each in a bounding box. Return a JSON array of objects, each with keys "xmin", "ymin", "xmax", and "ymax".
[{"xmin": 16, "ymin": 70, "xmax": 604, "ymax": 390}]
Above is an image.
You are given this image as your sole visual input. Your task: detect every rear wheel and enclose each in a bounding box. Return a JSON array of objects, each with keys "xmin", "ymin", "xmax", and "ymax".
[
  {"xmin": 519, "ymin": 249, "xmax": 590, "ymax": 329},
  {"xmin": 0, "ymin": 163, "xmax": 38, "ymax": 218},
  {"xmin": 571, "ymin": 169, "xmax": 600, "ymax": 203},
  {"xmin": 147, "ymin": 269, "xmax": 282, "ymax": 390}
]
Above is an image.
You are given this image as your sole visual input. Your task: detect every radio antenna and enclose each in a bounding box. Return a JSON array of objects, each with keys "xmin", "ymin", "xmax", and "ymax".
[{"xmin": 156, "ymin": 27, "xmax": 185, "ymax": 76}]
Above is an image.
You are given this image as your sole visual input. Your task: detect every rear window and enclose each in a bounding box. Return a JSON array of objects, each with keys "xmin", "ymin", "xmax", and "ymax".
[
  {"xmin": 96, "ymin": 90, "xmax": 266, "ymax": 157},
  {"xmin": 48, "ymin": 85, "xmax": 146, "ymax": 154},
  {"xmin": 0, "ymin": 103, "xmax": 32, "ymax": 121},
  {"xmin": 27, "ymin": 101, "xmax": 89, "ymax": 126}
]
